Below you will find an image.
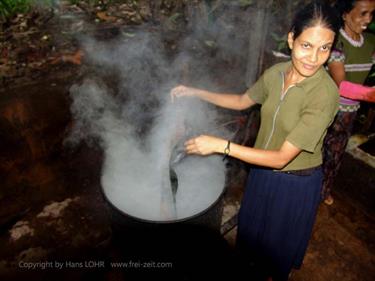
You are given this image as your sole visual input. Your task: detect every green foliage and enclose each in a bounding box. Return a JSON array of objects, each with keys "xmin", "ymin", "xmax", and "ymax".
[
  {"xmin": 0, "ymin": 0, "xmax": 56, "ymax": 21},
  {"xmin": 0, "ymin": 0, "xmax": 117, "ymax": 22},
  {"xmin": 68, "ymin": 0, "xmax": 109, "ymax": 6},
  {"xmin": 168, "ymin": 12, "xmax": 181, "ymax": 24},
  {"xmin": 238, "ymin": 0, "xmax": 253, "ymax": 7},
  {"xmin": 0, "ymin": 0, "xmax": 31, "ymax": 20},
  {"xmin": 270, "ymin": 32, "xmax": 288, "ymax": 52}
]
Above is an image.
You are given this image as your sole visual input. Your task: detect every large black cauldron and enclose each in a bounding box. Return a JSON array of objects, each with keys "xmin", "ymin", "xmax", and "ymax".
[{"xmin": 101, "ymin": 170, "xmax": 237, "ymax": 280}]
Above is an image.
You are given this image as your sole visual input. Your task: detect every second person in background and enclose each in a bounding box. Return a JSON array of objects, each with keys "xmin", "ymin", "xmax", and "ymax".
[{"xmin": 323, "ymin": 0, "xmax": 375, "ymax": 205}]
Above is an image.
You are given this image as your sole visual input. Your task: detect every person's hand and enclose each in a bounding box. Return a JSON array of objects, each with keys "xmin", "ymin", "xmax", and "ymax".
[
  {"xmin": 184, "ymin": 135, "xmax": 226, "ymax": 156},
  {"xmin": 170, "ymin": 85, "xmax": 196, "ymax": 102}
]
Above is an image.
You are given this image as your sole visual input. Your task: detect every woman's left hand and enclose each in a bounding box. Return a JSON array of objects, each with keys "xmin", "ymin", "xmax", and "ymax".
[{"xmin": 184, "ymin": 135, "xmax": 226, "ymax": 156}]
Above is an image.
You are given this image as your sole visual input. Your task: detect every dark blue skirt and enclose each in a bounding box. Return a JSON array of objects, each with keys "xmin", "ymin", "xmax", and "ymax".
[{"xmin": 237, "ymin": 167, "xmax": 323, "ymax": 281}]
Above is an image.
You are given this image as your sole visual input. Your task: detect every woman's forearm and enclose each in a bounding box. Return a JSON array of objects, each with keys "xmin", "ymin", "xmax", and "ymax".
[
  {"xmin": 185, "ymin": 136, "xmax": 301, "ymax": 170},
  {"xmin": 171, "ymin": 85, "xmax": 255, "ymax": 110},
  {"xmin": 224, "ymin": 141, "xmax": 301, "ymax": 169},
  {"xmin": 193, "ymin": 88, "xmax": 255, "ymax": 110},
  {"xmin": 339, "ymin": 81, "xmax": 375, "ymax": 102}
]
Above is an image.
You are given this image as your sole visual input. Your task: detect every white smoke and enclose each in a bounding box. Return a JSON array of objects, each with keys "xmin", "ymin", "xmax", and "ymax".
[
  {"xmin": 65, "ymin": 3, "xmax": 259, "ymax": 221},
  {"xmin": 68, "ymin": 76, "xmax": 228, "ymax": 221}
]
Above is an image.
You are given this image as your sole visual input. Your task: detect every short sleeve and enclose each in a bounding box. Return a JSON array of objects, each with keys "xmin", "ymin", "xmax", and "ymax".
[
  {"xmin": 245, "ymin": 72, "xmax": 267, "ymax": 104},
  {"xmin": 328, "ymin": 38, "xmax": 345, "ymax": 64},
  {"xmin": 328, "ymin": 49, "xmax": 345, "ymax": 64},
  {"xmin": 286, "ymin": 90, "xmax": 338, "ymax": 153}
]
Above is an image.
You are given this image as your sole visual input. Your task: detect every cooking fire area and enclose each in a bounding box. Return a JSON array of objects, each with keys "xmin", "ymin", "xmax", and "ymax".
[
  {"xmin": 0, "ymin": 22, "xmax": 257, "ymax": 280},
  {"xmin": 1, "ymin": 2, "xmax": 374, "ymax": 281}
]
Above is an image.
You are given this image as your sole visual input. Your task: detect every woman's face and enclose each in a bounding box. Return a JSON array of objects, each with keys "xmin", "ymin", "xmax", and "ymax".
[
  {"xmin": 288, "ymin": 25, "xmax": 335, "ymax": 79},
  {"xmin": 344, "ymin": 0, "xmax": 375, "ymax": 36}
]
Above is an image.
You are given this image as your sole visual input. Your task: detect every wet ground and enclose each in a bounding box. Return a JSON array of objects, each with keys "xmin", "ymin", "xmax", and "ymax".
[{"xmin": 0, "ymin": 74, "xmax": 374, "ymax": 281}]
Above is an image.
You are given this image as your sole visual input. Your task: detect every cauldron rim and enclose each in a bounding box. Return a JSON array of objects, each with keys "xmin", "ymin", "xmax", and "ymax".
[{"xmin": 100, "ymin": 182, "xmax": 226, "ymax": 224}]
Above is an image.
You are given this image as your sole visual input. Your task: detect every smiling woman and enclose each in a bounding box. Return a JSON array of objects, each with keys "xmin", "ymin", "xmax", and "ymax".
[
  {"xmin": 322, "ymin": 0, "xmax": 375, "ymax": 206},
  {"xmin": 286, "ymin": 25, "xmax": 335, "ymax": 85},
  {"xmin": 170, "ymin": 2, "xmax": 340, "ymax": 280}
]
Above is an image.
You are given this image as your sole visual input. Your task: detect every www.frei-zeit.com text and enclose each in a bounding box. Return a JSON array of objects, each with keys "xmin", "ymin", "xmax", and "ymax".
[{"xmin": 18, "ymin": 260, "xmax": 173, "ymax": 270}]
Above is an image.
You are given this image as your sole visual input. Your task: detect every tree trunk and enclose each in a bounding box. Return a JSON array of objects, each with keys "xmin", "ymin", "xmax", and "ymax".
[{"xmin": 245, "ymin": 0, "xmax": 273, "ymax": 87}]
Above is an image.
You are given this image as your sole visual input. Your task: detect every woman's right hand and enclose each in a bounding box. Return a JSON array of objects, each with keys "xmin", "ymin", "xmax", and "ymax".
[{"xmin": 170, "ymin": 85, "xmax": 196, "ymax": 102}]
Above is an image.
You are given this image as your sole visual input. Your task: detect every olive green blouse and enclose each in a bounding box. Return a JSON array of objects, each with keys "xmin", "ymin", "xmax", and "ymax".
[{"xmin": 246, "ymin": 61, "xmax": 339, "ymax": 171}]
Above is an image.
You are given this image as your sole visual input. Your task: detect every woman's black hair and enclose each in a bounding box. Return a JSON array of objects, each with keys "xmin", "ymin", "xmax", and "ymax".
[
  {"xmin": 290, "ymin": 1, "xmax": 340, "ymax": 39},
  {"xmin": 334, "ymin": 0, "xmax": 359, "ymax": 27}
]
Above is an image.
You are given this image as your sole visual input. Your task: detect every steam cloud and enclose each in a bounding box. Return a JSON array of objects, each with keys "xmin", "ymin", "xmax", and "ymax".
[{"xmin": 67, "ymin": 29, "xmax": 233, "ymax": 221}]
